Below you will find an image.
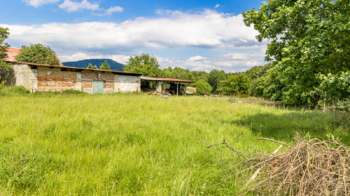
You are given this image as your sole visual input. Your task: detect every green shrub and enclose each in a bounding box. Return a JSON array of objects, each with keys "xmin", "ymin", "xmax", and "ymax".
[
  {"xmin": 191, "ymin": 80, "xmax": 212, "ymax": 95},
  {"xmin": 61, "ymin": 89, "xmax": 88, "ymax": 95},
  {"xmin": 220, "ymin": 74, "xmax": 251, "ymax": 95},
  {"xmin": 0, "ymin": 86, "xmax": 30, "ymax": 96}
]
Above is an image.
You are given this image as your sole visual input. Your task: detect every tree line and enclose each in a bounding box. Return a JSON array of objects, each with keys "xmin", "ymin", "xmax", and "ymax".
[
  {"xmin": 3, "ymin": 0, "xmax": 350, "ymax": 108},
  {"xmin": 124, "ymin": 53, "xmax": 256, "ymax": 95}
]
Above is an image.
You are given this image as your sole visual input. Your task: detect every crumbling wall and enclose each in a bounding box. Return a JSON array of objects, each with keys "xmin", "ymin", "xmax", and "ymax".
[
  {"xmin": 12, "ymin": 64, "xmax": 38, "ymax": 92},
  {"xmin": 117, "ymin": 75, "xmax": 140, "ymax": 92},
  {"xmin": 81, "ymin": 72, "xmax": 114, "ymax": 94},
  {"xmin": 37, "ymin": 69, "xmax": 76, "ymax": 92}
]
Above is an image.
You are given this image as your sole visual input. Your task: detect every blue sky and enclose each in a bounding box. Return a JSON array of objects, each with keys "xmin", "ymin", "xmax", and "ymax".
[{"xmin": 0, "ymin": 0, "xmax": 268, "ymax": 72}]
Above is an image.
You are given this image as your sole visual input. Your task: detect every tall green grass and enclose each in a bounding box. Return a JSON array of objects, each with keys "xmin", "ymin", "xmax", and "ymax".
[{"xmin": 0, "ymin": 93, "xmax": 348, "ymax": 195}]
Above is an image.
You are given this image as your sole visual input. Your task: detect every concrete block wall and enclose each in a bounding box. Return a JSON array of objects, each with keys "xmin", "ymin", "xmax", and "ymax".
[{"xmin": 117, "ymin": 75, "xmax": 140, "ymax": 92}]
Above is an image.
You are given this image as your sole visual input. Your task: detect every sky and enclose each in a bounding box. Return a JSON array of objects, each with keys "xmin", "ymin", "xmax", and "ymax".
[{"xmin": 0, "ymin": 0, "xmax": 268, "ymax": 72}]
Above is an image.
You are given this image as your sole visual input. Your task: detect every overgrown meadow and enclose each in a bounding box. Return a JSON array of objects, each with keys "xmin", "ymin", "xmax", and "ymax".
[{"xmin": 0, "ymin": 92, "xmax": 349, "ymax": 195}]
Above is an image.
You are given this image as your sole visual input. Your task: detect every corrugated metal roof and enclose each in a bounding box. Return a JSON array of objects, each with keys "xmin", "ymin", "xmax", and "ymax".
[
  {"xmin": 141, "ymin": 76, "xmax": 195, "ymax": 83},
  {"xmin": 140, "ymin": 76, "xmax": 163, "ymax": 81},
  {"xmin": 5, "ymin": 60, "xmax": 143, "ymax": 76}
]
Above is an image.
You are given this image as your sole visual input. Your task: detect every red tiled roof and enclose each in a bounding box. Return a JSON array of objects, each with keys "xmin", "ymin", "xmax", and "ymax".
[
  {"xmin": 4, "ymin": 47, "xmax": 64, "ymax": 67},
  {"xmin": 4, "ymin": 47, "xmax": 21, "ymax": 61}
]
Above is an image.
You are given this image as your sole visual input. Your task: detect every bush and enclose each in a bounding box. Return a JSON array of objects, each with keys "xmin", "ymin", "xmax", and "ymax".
[
  {"xmin": 250, "ymin": 77, "xmax": 265, "ymax": 97},
  {"xmin": 61, "ymin": 89, "xmax": 88, "ymax": 95},
  {"xmin": 220, "ymin": 74, "xmax": 251, "ymax": 95},
  {"xmin": 191, "ymin": 80, "xmax": 212, "ymax": 95},
  {"xmin": 0, "ymin": 86, "xmax": 30, "ymax": 96}
]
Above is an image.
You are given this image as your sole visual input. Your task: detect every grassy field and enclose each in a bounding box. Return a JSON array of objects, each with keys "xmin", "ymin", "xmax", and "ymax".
[{"xmin": 0, "ymin": 93, "xmax": 349, "ymax": 195}]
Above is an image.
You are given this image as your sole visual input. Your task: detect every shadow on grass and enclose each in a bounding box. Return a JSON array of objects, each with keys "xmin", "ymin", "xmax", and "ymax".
[{"xmin": 231, "ymin": 108, "xmax": 350, "ymax": 145}]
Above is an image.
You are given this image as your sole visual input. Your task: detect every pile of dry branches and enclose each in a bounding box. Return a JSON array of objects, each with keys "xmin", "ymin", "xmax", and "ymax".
[
  {"xmin": 182, "ymin": 135, "xmax": 350, "ymax": 195},
  {"xmin": 236, "ymin": 136, "xmax": 350, "ymax": 195}
]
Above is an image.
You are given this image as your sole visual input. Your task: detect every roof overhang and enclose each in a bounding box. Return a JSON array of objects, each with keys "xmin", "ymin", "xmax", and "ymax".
[
  {"xmin": 5, "ymin": 60, "xmax": 143, "ymax": 76},
  {"xmin": 141, "ymin": 76, "xmax": 195, "ymax": 83}
]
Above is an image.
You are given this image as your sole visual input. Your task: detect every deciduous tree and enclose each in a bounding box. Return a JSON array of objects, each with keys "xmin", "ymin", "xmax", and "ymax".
[
  {"xmin": 15, "ymin": 44, "xmax": 61, "ymax": 66},
  {"xmin": 243, "ymin": 0, "xmax": 350, "ymax": 105},
  {"xmin": 220, "ymin": 74, "xmax": 251, "ymax": 95},
  {"xmin": 124, "ymin": 53, "xmax": 160, "ymax": 77},
  {"xmin": 0, "ymin": 27, "xmax": 10, "ymax": 70}
]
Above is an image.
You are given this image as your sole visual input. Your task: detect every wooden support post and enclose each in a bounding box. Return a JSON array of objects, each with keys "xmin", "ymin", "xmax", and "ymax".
[{"xmin": 177, "ymin": 83, "xmax": 179, "ymax": 96}]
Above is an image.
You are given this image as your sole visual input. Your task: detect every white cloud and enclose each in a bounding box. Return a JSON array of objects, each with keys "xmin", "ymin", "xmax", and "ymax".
[
  {"xmin": 22, "ymin": 0, "xmax": 60, "ymax": 7},
  {"xmin": 2, "ymin": 9, "xmax": 260, "ymax": 53},
  {"xmin": 105, "ymin": 6, "xmax": 123, "ymax": 15},
  {"xmin": 188, "ymin": 55, "xmax": 207, "ymax": 61},
  {"xmin": 214, "ymin": 4, "xmax": 220, "ymax": 9},
  {"xmin": 58, "ymin": 0, "xmax": 99, "ymax": 12},
  {"xmin": 94, "ymin": 6, "xmax": 124, "ymax": 16},
  {"xmin": 2, "ymin": 9, "xmax": 267, "ymax": 72},
  {"xmin": 157, "ymin": 46, "xmax": 267, "ymax": 72}
]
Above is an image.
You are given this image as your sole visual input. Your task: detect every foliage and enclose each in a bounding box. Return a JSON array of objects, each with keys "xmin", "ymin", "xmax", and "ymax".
[
  {"xmin": 61, "ymin": 89, "xmax": 88, "ymax": 95},
  {"xmin": 0, "ymin": 94, "xmax": 348, "ymax": 195},
  {"xmin": 0, "ymin": 27, "xmax": 9, "ymax": 61},
  {"xmin": 220, "ymin": 74, "xmax": 251, "ymax": 95},
  {"xmin": 250, "ymin": 78, "xmax": 264, "ymax": 97},
  {"xmin": 99, "ymin": 60, "xmax": 110, "ymax": 70},
  {"xmin": 0, "ymin": 86, "xmax": 30, "ymax": 96},
  {"xmin": 161, "ymin": 67, "xmax": 194, "ymax": 82},
  {"xmin": 191, "ymin": 79, "xmax": 212, "ymax": 95},
  {"xmin": 0, "ymin": 27, "xmax": 11, "ymax": 70},
  {"xmin": 243, "ymin": 0, "xmax": 350, "ymax": 105},
  {"xmin": 87, "ymin": 63, "xmax": 94, "ymax": 69},
  {"xmin": 63, "ymin": 59, "xmax": 124, "ymax": 71},
  {"xmin": 207, "ymin": 69, "xmax": 227, "ymax": 94},
  {"xmin": 0, "ymin": 61, "xmax": 11, "ymax": 71},
  {"xmin": 245, "ymin": 63, "xmax": 273, "ymax": 80},
  {"xmin": 15, "ymin": 44, "xmax": 61, "ymax": 65},
  {"xmin": 87, "ymin": 63, "xmax": 98, "ymax": 69},
  {"xmin": 124, "ymin": 53, "xmax": 161, "ymax": 77}
]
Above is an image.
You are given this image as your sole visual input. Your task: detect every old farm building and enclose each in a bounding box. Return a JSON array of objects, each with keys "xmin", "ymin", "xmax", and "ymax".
[
  {"xmin": 0, "ymin": 47, "xmax": 195, "ymax": 94},
  {"xmin": 0, "ymin": 47, "xmax": 142, "ymax": 94}
]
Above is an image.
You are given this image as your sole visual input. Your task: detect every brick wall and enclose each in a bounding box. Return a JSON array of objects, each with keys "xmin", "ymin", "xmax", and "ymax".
[
  {"xmin": 81, "ymin": 72, "xmax": 115, "ymax": 94},
  {"xmin": 37, "ymin": 69, "xmax": 76, "ymax": 92}
]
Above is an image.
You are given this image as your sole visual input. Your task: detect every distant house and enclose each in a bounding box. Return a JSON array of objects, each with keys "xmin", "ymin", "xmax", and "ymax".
[{"xmin": 0, "ymin": 47, "xmax": 142, "ymax": 94}]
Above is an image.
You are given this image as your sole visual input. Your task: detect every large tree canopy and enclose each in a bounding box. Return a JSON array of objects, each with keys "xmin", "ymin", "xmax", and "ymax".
[
  {"xmin": 0, "ymin": 27, "xmax": 10, "ymax": 70},
  {"xmin": 243, "ymin": 0, "xmax": 350, "ymax": 105},
  {"xmin": 15, "ymin": 44, "xmax": 61, "ymax": 66},
  {"xmin": 220, "ymin": 74, "xmax": 251, "ymax": 95},
  {"xmin": 124, "ymin": 53, "xmax": 161, "ymax": 77}
]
